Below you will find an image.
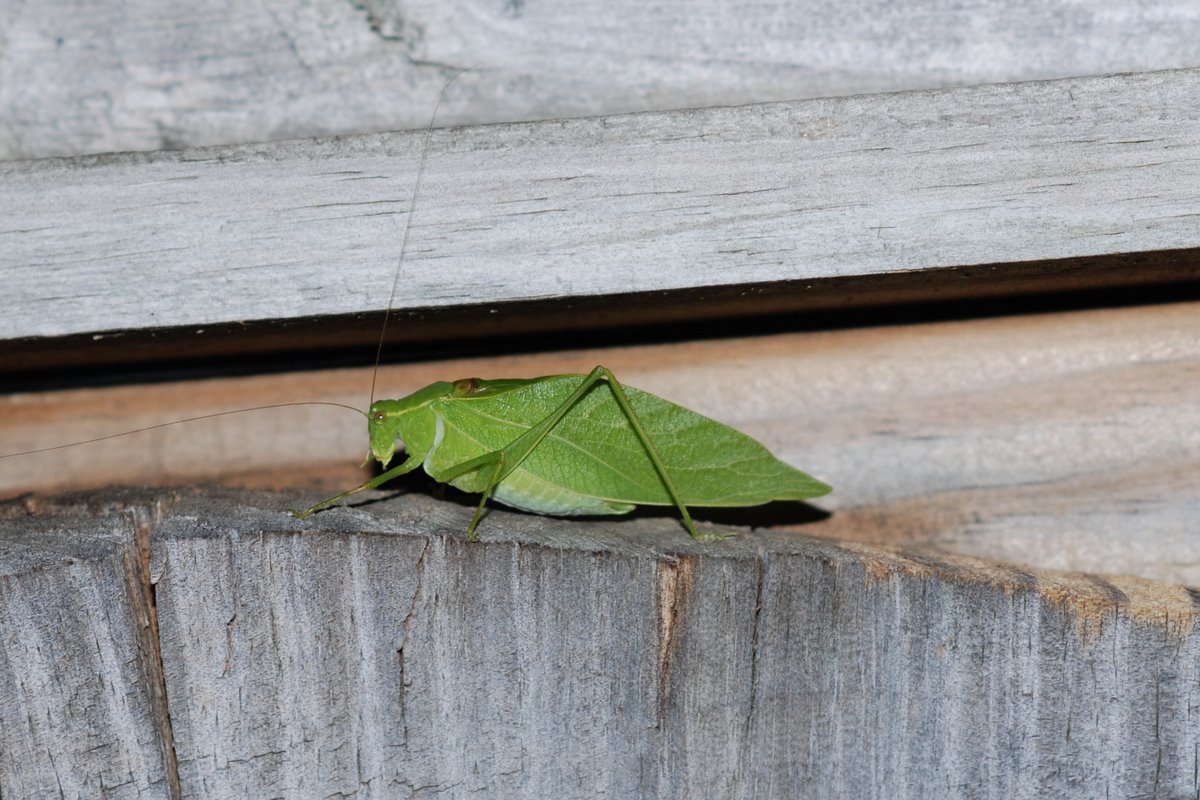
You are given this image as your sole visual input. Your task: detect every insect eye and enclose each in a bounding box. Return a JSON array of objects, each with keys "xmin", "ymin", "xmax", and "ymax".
[
  {"xmin": 373, "ymin": 411, "xmax": 386, "ymax": 422},
  {"xmin": 453, "ymin": 378, "xmax": 480, "ymax": 394}
]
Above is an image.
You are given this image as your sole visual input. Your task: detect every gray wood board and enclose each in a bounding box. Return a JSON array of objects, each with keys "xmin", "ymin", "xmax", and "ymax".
[
  {"xmin": 2, "ymin": 0, "xmax": 1199, "ymax": 160},
  {"xmin": 3, "ymin": 68, "xmax": 1200, "ymax": 347},
  {"xmin": 3, "ymin": 489, "xmax": 1198, "ymax": 798}
]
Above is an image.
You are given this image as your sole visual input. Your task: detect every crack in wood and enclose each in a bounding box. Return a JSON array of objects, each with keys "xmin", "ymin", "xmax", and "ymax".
[
  {"xmin": 654, "ymin": 554, "xmax": 695, "ymax": 732},
  {"xmin": 123, "ymin": 497, "xmax": 183, "ymax": 800},
  {"xmin": 396, "ymin": 536, "xmax": 431, "ymax": 748}
]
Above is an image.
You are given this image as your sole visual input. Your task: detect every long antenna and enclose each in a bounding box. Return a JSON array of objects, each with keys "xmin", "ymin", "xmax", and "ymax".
[
  {"xmin": 0, "ymin": 401, "xmax": 365, "ymax": 460},
  {"xmin": 369, "ymin": 67, "xmax": 475, "ymax": 407}
]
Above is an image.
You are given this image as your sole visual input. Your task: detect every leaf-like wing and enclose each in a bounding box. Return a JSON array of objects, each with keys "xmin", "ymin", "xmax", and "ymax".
[{"xmin": 424, "ymin": 375, "xmax": 829, "ymax": 512}]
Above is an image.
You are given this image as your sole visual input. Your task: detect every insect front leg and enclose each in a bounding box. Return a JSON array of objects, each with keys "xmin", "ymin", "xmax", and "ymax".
[{"xmin": 290, "ymin": 454, "xmax": 424, "ymax": 519}]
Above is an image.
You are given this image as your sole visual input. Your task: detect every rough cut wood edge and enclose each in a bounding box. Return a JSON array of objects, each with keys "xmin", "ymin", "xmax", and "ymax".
[
  {"xmin": 3, "ymin": 68, "xmax": 1199, "ymax": 349},
  {"xmin": 3, "ymin": 488, "xmax": 1198, "ymax": 798},
  {"xmin": 3, "ymin": 0, "xmax": 1199, "ymax": 160}
]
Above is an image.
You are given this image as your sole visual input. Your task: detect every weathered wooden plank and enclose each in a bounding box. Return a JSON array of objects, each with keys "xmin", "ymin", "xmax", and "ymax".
[
  {"xmin": 0, "ymin": 497, "xmax": 177, "ymax": 799},
  {"xmin": 139, "ymin": 489, "xmax": 1199, "ymax": 798},
  {"xmin": 3, "ymin": 0, "xmax": 1199, "ymax": 160},
  {"xmin": 5, "ymin": 298, "xmax": 1200, "ymax": 586},
  {"xmin": 4, "ymin": 68, "xmax": 1199, "ymax": 360},
  {"xmin": 4, "ymin": 486, "xmax": 1197, "ymax": 796},
  {"xmin": 3, "ymin": 487, "xmax": 1194, "ymax": 797}
]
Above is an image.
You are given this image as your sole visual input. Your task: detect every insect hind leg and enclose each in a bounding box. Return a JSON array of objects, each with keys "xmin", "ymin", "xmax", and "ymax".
[
  {"xmin": 588, "ymin": 367, "xmax": 729, "ymax": 541},
  {"xmin": 443, "ymin": 366, "xmax": 726, "ymax": 542}
]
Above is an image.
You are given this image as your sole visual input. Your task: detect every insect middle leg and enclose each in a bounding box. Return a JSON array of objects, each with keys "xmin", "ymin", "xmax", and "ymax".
[
  {"xmin": 437, "ymin": 449, "xmax": 509, "ymax": 541},
  {"xmin": 440, "ymin": 366, "xmax": 720, "ymax": 541}
]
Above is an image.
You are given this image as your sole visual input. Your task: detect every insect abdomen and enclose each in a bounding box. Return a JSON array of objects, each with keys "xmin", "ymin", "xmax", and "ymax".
[{"xmin": 491, "ymin": 476, "xmax": 635, "ymax": 517}]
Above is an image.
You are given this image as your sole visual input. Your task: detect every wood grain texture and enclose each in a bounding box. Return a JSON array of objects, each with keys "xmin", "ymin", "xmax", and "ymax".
[
  {"xmin": 5, "ymin": 299, "xmax": 1200, "ymax": 586},
  {"xmin": 2, "ymin": 0, "xmax": 1199, "ymax": 160},
  {"xmin": 3, "ymin": 68, "xmax": 1200, "ymax": 351},
  {"xmin": 0, "ymin": 498, "xmax": 176, "ymax": 799},
  {"xmin": 4, "ymin": 488, "xmax": 1196, "ymax": 798}
]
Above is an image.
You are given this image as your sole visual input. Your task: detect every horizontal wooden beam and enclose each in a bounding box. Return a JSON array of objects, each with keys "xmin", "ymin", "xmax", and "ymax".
[
  {"xmin": 4, "ymin": 1, "xmax": 1200, "ymax": 160},
  {"xmin": 3, "ymin": 68, "xmax": 1200, "ymax": 369}
]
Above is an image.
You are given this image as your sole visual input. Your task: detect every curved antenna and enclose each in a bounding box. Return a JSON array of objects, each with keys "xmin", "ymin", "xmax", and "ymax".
[
  {"xmin": 369, "ymin": 66, "xmax": 477, "ymax": 407},
  {"xmin": 0, "ymin": 401, "xmax": 365, "ymax": 460}
]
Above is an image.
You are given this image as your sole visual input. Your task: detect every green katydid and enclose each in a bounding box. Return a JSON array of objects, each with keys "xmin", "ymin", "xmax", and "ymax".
[{"xmin": 292, "ymin": 367, "xmax": 831, "ymax": 541}]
